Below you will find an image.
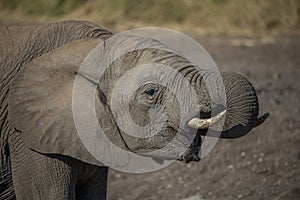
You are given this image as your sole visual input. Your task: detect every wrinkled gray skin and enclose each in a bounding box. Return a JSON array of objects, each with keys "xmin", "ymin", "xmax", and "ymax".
[
  {"xmin": 0, "ymin": 20, "xmax": 112, "ymax": 200},
  {"xmin": 0, "ymin": 21, "xmax": 268, "ymax": 199}
]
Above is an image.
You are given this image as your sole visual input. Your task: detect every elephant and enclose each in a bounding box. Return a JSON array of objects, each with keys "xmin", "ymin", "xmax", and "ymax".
[{"xmin": 0, "ymin": 20, "xmax": 269, "ymax": 199}]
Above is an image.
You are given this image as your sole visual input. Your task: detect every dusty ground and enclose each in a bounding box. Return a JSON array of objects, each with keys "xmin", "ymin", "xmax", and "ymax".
[{"xmin": 107, "ymin": 34, "xmax": 300, "ymax": 200}]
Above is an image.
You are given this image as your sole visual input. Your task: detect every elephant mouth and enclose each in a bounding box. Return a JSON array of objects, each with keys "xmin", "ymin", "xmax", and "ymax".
[
  {"xmin": 176, "ymin": 109, "xmax": 226, "ymax": 163},
  {"xmin": 176, "ymin": 131, "xmax": 202, "ymax": 163},
  {"xmin": 177, "ymin": 109, "xmax": 269, "ymax": 163},
  {"xmin": 176, "ymin": 109, "xmax": 227, "ymax": 163}
]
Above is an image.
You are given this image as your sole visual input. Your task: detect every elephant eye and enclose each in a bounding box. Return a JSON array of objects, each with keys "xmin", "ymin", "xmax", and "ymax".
[{"xmin": 144, "ymin": 88, "xmax": 155, "ymax": 96}]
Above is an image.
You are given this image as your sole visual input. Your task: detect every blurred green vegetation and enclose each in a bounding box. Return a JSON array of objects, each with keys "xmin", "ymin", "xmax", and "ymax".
[
  {"xmin": 0, "ymin": 0, "xmax": 90, "ymax": 16},
  {"xmin": 0, "ymin": 0, "xmax": 299, "ymax": 34}
]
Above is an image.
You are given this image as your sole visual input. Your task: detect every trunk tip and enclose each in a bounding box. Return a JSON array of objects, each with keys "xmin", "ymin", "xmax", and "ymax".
[{"xmin": 255, "ymin": 112, "xmax": 270, "ymax": 127}]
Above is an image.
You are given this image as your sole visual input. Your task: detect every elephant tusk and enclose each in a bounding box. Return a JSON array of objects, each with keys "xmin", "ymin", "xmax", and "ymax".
[{"xmin": 188, "ymin": 110, "xmax": 227, "ymax": 129}]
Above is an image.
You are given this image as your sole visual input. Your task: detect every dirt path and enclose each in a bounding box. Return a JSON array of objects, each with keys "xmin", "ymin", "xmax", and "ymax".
[{"xmin": 107, "ymin": 34, "xmax": 300, "ymax": 200}]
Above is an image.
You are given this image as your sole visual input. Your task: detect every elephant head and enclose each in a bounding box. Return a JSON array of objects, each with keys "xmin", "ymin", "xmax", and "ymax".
[{"xmin": 8, "ymin": 34, "xmax": 269, "ymax": 167}]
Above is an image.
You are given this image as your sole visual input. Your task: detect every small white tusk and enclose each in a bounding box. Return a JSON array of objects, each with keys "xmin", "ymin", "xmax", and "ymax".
[{"xmin": 188, "ymin": 110, "xmax": 227, "ymax": 129}]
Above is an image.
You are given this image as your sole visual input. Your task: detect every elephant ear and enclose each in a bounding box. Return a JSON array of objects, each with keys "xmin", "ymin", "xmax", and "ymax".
[{"xmin": 8, "ymin": 39, "xmax": 126, "ymax": 166}]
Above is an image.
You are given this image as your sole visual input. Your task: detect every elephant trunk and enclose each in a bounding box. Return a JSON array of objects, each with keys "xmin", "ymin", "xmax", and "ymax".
[
  {"xmin": 219, "ymin": 72, "xmax": 261, "ymax": 138},
  {"xmin": 187, "ymin": 72, "xmax": 268, "ymax": 138}
]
